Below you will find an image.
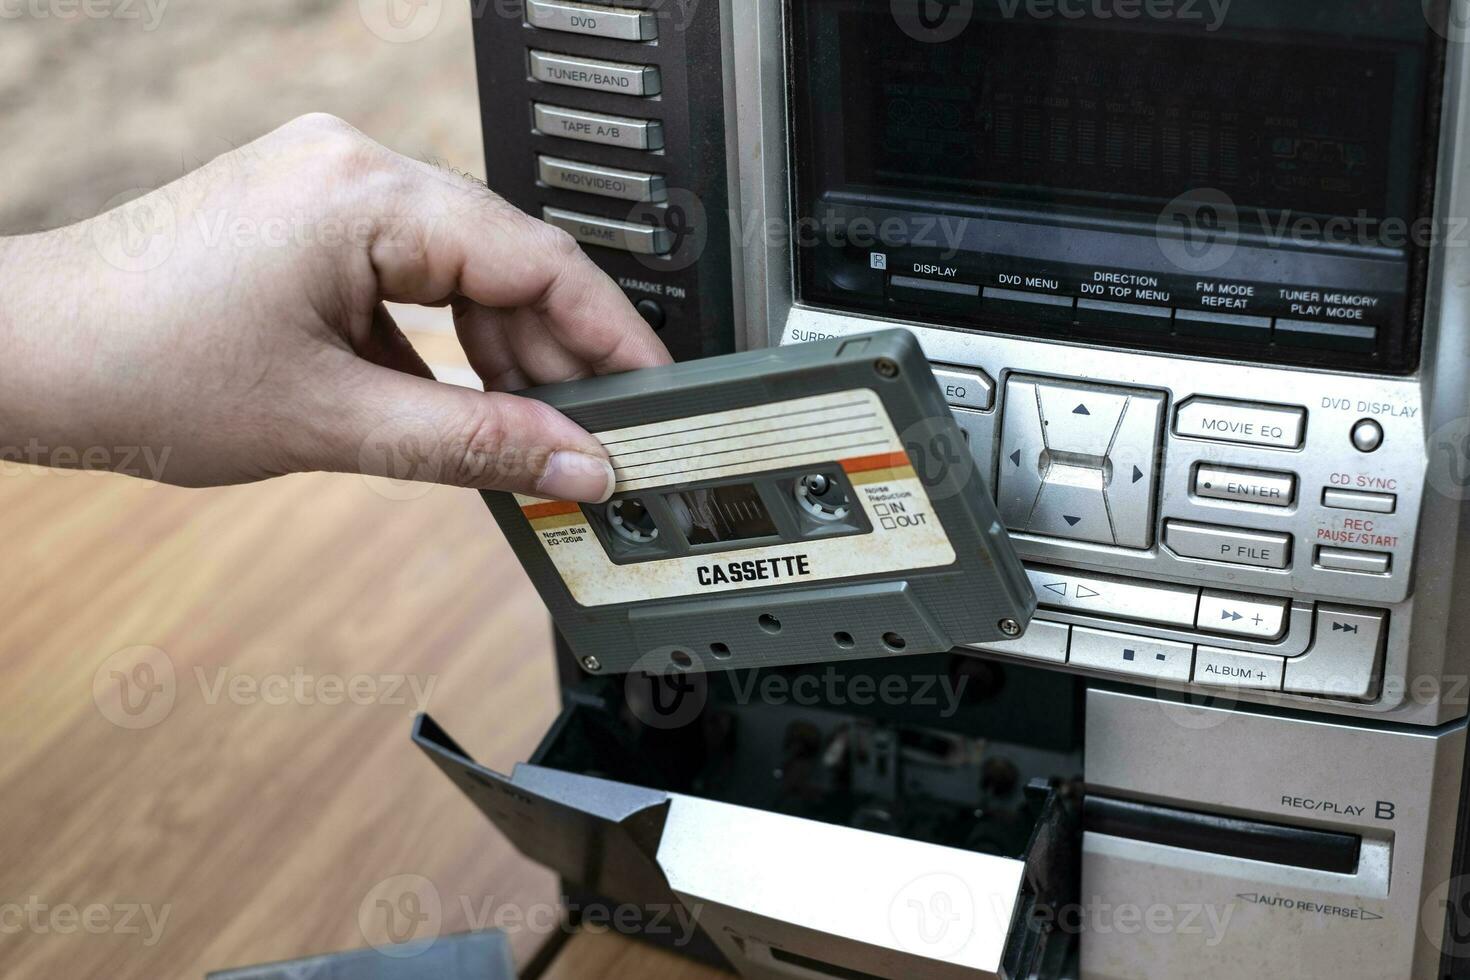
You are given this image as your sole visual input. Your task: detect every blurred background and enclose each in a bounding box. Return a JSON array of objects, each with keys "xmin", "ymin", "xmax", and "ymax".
[{"xmin": 0, "ymin": 3, "xmax": 642, "ymax": 978}]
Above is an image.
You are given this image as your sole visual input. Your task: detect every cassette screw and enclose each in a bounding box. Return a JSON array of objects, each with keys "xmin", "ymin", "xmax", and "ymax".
[
  {"xmin": 581, "ymin": 656, "xmax": 602, "ymax": 672},
  {"xmin": 999, "ymin": 619, "xmax": 1022, "ymax": 638},
  {"xmin": 874, "ymin": 357, "xmax": 900, "ymax": 379}
]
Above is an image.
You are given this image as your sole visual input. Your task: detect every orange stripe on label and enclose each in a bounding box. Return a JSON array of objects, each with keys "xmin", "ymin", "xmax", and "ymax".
[
  {"xmin": 841, "ymin": 451, "xmax": 911, "ymax": 474},
  {"xmin": 521, "ymin": 500, "xmax": 582, "ymax": 521}
]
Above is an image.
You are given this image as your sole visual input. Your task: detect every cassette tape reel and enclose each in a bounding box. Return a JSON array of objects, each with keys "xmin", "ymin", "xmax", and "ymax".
[{"xmin": 483, "ymin": 330, "xmax": 1036, "ymax": 674}]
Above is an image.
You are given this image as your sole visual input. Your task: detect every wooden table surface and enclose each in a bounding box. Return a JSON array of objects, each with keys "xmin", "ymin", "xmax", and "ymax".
[{"xmin": 0, "ymin": 314, "xmax": 727, "ymax": 980}]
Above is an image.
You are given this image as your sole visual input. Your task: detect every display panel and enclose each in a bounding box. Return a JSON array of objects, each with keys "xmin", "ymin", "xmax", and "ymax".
[{"xmin": 791, "ymin": 0, "xmax": 1442, "ymax": 372}]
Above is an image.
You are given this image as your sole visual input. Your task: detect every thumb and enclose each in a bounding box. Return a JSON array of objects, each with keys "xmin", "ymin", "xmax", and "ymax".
[{"xmin": 317, "ymin": 359, "xmax": 615, "ymax": 502}]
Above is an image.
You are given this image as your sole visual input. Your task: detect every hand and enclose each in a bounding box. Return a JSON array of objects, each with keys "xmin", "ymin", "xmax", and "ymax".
[{"xmin": 0, "ymin": 113, "xmax": 671, "ymax": 501}]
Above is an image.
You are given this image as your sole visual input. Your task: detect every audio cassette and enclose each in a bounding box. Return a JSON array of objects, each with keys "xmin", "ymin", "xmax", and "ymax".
[{"xmin": 483, "ymin": 330, "xmax": 1035, "ymax": 675}]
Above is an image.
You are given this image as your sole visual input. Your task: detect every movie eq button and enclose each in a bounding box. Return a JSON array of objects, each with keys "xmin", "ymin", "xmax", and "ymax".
[
  {"xmin": 1165, "ymin": 520, "xmax": 1291, "ymax": 569},
  {"xmin": 533, "ymin": 103, "xmax": 664, "ymax": 150},
  {"xmin": 542, "ymin": 207, "xmax": 671, "ymax": 255},
  {"xmin": 930, "ymin": 364, "xmax": 994, "ymax": 412},
  {"xmin": 1196, "ymin": 589, "xmax": 1288, "ymax": 640},
  {"xmin": 967, "ymin": 619, "xmax": 1070, "ymax": 664},
  {"xmin": 527, "ymin": 0, "xmax": 658, "ymax": 40},
  {"xmin": 1284, "ymin": 606, "xmax": 1387, "ymax": 700},
  {"xmin": 529, "ymin": 50, "xmax": 662, "ymax": 96},
  {"xmin": 1068, "ymin": 626, "xmax": 1193, "ymax": 682},
  {"xmin": 1174, "ymin": 397, "xmax": 1305, "ymax": 449},
  {"xmin": 1024, "ymin": 565, "xmax": 1200, "ymax": 628}
]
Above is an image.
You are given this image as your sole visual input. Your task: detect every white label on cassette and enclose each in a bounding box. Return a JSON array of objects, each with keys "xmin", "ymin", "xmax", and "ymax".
[{"xmin": 514, "ymin": 389, "xmax": 958, "ymax": 607}]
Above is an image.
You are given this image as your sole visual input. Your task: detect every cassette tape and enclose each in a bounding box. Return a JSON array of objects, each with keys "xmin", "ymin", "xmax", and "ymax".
[{"xmin": 483, "ymin": 330, "xmax": 1035, "ymax": 674}]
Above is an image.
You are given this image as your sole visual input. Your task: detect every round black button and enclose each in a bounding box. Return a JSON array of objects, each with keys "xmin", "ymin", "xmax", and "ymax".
[{"xmin": 635, "ymin": 299, "xmax": 666, "ymax": 331}]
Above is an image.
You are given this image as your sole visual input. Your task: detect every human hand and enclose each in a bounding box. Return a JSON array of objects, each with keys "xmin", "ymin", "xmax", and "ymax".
[{"xmin": 0, "ymin": 113, "xmax": 671, "ymax": 501}]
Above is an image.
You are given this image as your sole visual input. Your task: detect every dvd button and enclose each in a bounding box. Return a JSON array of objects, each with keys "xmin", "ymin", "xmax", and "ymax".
[
  {"xmin": 1024, "ymin": 565, "xmax": 1200, "ymax": 627},
  {"xmin": 538, "ymin": 155, "xmax": 666, "ymax": 202},
  {"xmin": 967, "ymin": 619, "xmax": 1069, "ymax": 663},
  {"xmin": 931, "ymin": 364, "xmax": 994, "ymax": 411},
  {"xmin": 1174, "ymin": 397, "xmax": 1305, "ymax": 449},
  {"xmin": 1194, "ymin": 647, "xmax": 1284, "ymax": 691},
  {"xmin": 1175, "ymin": 309, "xmax": 1272, "ymax": 342},
  {"xmin": 533, "ymin": 103, "xmax": 663, "ymax": 150},
  {"xmin": 1196, "ymin": 589, "xmax": 1287, "ymax": 639},
  {"xmin": 1068, "ymin": 627, "xmax": 1193, "ymax": 682},
  {"xmin": 1194, "ymin": 465, "xmax": 1295, "ymax": 507},
  {"xmin": 542, "ymin": 207, "xmax": 671, "ymax": 255},
  {"xmin": 1165, "ymin": 520, "xmax": 1291, "ymax": 569},
  {"xmin": 527, "ymin": 0, "xmax": 658, "ymax": 40},
  {"xmin": 1283, "ymin": 606, "xmax": 1385, "ymax": 699},
  {"xmin": 529, "ymin": 50, "xmax": 661, "ymax": 96}
]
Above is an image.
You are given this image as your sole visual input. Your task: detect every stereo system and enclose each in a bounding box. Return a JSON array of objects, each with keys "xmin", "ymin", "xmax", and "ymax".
[{"xmin": 462, "ymin": 2, "xmax": 1470, "ymax": 978}]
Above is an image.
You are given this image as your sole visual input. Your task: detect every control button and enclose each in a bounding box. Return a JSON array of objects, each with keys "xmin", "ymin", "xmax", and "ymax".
[
  {"xmin": 1025, "ymin": 565, "xmax": 1199, "ymax": 627},
  {"xmin": 1315, "ymin": 546, "xmax": 1391, "ymax": 575},
  {"xmin": 997, "ymin": 380, "xmax": 1047, "ymax": 531},
  {"xmin": 1036, "ymin": 383, "xmax": 1129, "ymax": 455},
  {"xmin": 890, "ymin": 275, "xmax": 980, "ymax": 299},
  {"xmin": 1174, "ymin": 309, "xmax": 1273, "ymax": 342},
  {"xmin": 1029, "ymin": 469, "xmax": 1111, "ymax": 542},
  {"xmin": 1075, "ymin": 298, "xmax": 1172, "ymax": 333},
  {"xmin": 635, "ymin": 299, "xmax": 665, "ymax": 330},
  {"xmin": 1164, "ymin": 520, "xmax": 1291, "ymax": 569},
  {"xmin": 538, "ymin": 155, "xmax": 667, "ymax": 202},
  {"xmin": 1283, "ymin": 606, "xmax": 1386, "ymax": 700},
  {"xmin": 529, "ymin": 50, "xmax": 662, "ymax": 96},
  {"xmin": 967, "ymin": 619, "xmax": 1069, "ymax": 664},
  {"xmin": 1174, "ymin": 397, "xmax": 1305, "ymax": 449},
  {"xmin": 1351, "ymin": 418, "xmax": 1384, "ymax": 453},
  {"xmin": 1321, "ymin": 488, "xmax": 1396, "ymax": 514},
  {"xmin": 931, "ymin": 364, "xmax": 995, "ymax": 412},
  {"xmin": 542, "ymin": 207, "xmax": 671, "ymax": 255},
  {"xmin": 1196, "ymin": 589, "xmax": 1288, "ymax": 640},
  {"xmin": 1068, "ymin": 626, "xmax": 1193, "ymax": 682},
  {"xmin": 1273, "ymin": 318, "xmax": 1377, "ymax": 353},
  {"xmin": 983, "ymin": 286, "xmax": 1074, "ymax": 324},
  {"xmin": 527, "ymin": 0, "xmax": 658, "ymax": 40},
  {"xmin": 1105, "ymin": 392, "xmax": 1166, "ymax": 549},
  {"xmin": 1193, "ymin": 647, "xmax": 1285, "ymax": 691},
  {"xmin": 533, "ymin": 103, "xmax": 664, "ymax": 150},
  {"xmin": 1194, "ymin": 465, "xmax": 1296, "ymax": 507}
]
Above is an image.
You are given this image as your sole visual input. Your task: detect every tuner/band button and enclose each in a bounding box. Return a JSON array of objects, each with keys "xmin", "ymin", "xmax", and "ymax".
[
  {"xmin": 1194, "ymin": 465, "xmax": 1296, "ymax": 507},
  {"xmin": 529, "ymin": 50, "xmax": 662, "ymax": 96},
  {"xmin": 1174, "ymin": 397, "xmax": 1305, "ymax": 449},
  {"xmin": 1068, "ymin": 627, "xmax": 1193, "ymax": 682},
  {"xmin": 542, "ymin": 207, "xmax": 671, "ymax": 255},
  {"xmin": 1165, "ymin": 520, "xmax": 1291, "ymax": 569},
  {"xmin": 1283, "ymin": 606, "xmax": 1386, "ymax": 700},
  {"xmin": 1025, "ymin": 565, "xmax": 1199, "ymax": 627},
  {"xmin": 533, "ymin": 103, "xmax": 664, "ymax": 150},
  {"xmin": 527, "ymin": 0, "xmax": 658, "ymax": 40},
  {"xmin": 1193, "ymin": 647, "xmax": 1285, "ymax": 691},
  {"xmin": 967, "ymin": 619, "xmax": 1069, "ymax": 663},
  {"xmin": 930, "ymin": 364, "xmax": 994, "ymax": 411},
  {"xmin": 538, "ymin": 155, "xmax": 667, "ymax": 202},
  {"xmin": 1196, "ymin": 589, "xmax": 1288, "ymax": 640}
]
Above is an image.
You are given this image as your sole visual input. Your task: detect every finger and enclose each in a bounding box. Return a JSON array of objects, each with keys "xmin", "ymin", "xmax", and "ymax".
[
  {"xmin": 366, "ymin": 161, "xmax": 672, "ymax": 375},
  {"xmin": 306, "ymin": 350, "xmax": 615, "ymax": 502},
  {"xmin": 453, "ymin": 300, "xmax": 595, "ymax": 391},
  {"xmin": 356, "ymin": 304, "xmax": 435, "ymax": 381}
]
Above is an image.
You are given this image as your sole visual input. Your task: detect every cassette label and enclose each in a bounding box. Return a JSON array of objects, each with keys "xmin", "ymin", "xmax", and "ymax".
[{"xmin": 513, "ymin": 389, "xmax": 956, "ymax": 607}]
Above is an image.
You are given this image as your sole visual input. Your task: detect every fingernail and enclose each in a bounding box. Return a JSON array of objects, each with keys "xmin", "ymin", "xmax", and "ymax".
[{"xmin": 538, "ymin": 451, "xmax": 615, "ymax": 503}]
